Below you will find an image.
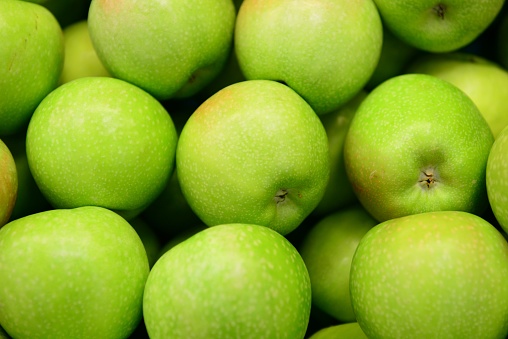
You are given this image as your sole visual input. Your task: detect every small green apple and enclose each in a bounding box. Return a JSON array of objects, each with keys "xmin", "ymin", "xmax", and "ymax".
[
  {"xmin": 235, "ymin": 0, "xmax": 383, "ymax": 115},
  {"xmin": 88, "ymin": 0, "xmax": 236, "ymax": 100},
  {"xmin": 344, "ymin": 74, "xmax": 494, "ymax": 222},
  {"xmin": 350, "ymin": 211, "xmax": 508, "ymax": 339},
  {"xmin": 143, "ymin": 223, "xmax": 312, "ymax": 339},
  {"xmin": 0, "ymin": 206, "xmax": 149, "ymax": 339},
  {"xmin": 26, "ymin": 77, "xmax": 178, "ymax": 220},
  {"xmin": 372, "ymin": 0, "xmax": 505, "ymax": 52},
  {"xmin": 0, "ymin": 0, "xmax": 63, "ymax": 136},
  {"xmin": 0, "ymin": 139, "xmax": 17, "ymax": 227},
  {"xmin": 176, "ymin": 80, "xmax": 330, "ymax": 235},
  {"xmin": 487, "ymin": 125, "xmax": 508, "ymax": 235},
  {"xmin": 308, "ymin": 323, "xmax": 368, "ymax": 339},
  {"xmin": 59, "ymin": 20, "xmax": 110, "ymax": 84},
  {"xmin": 299, "ymin": 205, "xmax": 377, "ymax": 322},
  {"xmin": 407, "ymin": 52, "xmax": 508, "ymax": 138}
]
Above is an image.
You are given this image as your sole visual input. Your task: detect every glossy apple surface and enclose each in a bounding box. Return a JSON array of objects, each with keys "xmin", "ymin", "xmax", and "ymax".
[
  {"xmin": 176, "ymin": 80, "xmax": 329, "ymax": 235},
  {"xmin": 344, "ymin": 74, "xmax": 494, "ymax": 222},
  {"xmin": 143, "ymin": 223, "xmax": 311, "ymax": 339},
  {"xmin": 0, "ymin": 206, "xmax": 150, "ymax": 338}
]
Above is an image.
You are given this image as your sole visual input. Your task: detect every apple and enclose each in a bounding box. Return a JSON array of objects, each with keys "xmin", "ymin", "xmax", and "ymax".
[
  {"xmin": 372, "ymin": 0, "xmax": 505, "ymax": 52},
  {"xmin": 344, "ymin": 74, "xmax": 494, "ymax": 222},
  {"xmin": 350, "ymin": 211, "xmax": 508, "ymax": 339},
  {"xmin": 234, "ymin": 0, "xmax": 383, "ymax": 115},
  {"xmin": 129, "ymin": 217, "xmax": 161, "ymax": 268},
  {"xmin": 406, "ymin": 52, "xmax": 508, "ymax": 138},
  {"xmin": 0, "ymin": 206, "xmax": 150, "ymax": 338},
  {"xmin": 486, "ymin": 125, "xmax": 508, "ymax": 235},
  {"xmin": 59, "ymin": 20, "xmax": 110, "ymax": 84},
  {"xmin": 299, "ymin": 205, "xmax": 377, "ymax": 323},
  {"xmin": 313, "ymin": 91, "xmax": 366, "ymax": 216},
  {"xmin": 0, "ymin": 139, "xmax": 17, "ymax": 227},
  {"xmin": 87, "ymin": 0, "xmax": 236, "ymax": 100},
  {"xmin": 0, "ymin": 0, "xmax": 63, "ymax": 136},
  {"xmin": 26, "ymin": 77, "xmax": 178, "ymax": 220},
  {"xmin": 143, "ymin": 223, "xmax": 312, "ymax": 339},
  {"xmin": 176, "ymin": 80, "xmax": 330, "ymax": 235},
  {"xmin": 309, "ymin": 323, "xmax": 367, "ymax": 339}
]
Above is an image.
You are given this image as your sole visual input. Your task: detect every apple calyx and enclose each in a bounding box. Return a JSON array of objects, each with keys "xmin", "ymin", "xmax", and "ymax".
[
  {"xmin": 419, "ymin": 167, "xmax": 439, "ymax": 190},
  {"xmin": 432, "ymin": 4, "xmax": 446, "ymax": 20},
  {"xmin": 275, "ymin": 189, "xmax": 288, "ymax": 203}
]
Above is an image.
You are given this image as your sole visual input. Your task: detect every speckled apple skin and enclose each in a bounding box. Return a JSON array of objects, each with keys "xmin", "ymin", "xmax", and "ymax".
[
  {"xmin": 0, "ymin": 0, "xmax": 63, "ymax": 136},
  {"xmin": 176, "ymin": 80, "xmax": 330, "ymax": 235},
  {"xmin": 487, "ymin": 126, "xmax": 508, "ymax": 234},
  {"xmin": 0, "ymin": 206, "xmax": 150, "ymax": 339},
  {"xmin": 88, "ymin": 0, "xmax": 235, "ymax": 100},
  {"xmin": 143, "ymin": 224, "xmax": 311, "ymax": 339},
  {"xmin": 26, "ymin": 77, "xmax": 178, "ymax": 219},
  {"xmin": 373, "ymin": 0, "xmax": 505, "ymax": 52},
  {"xmin": 235, "ymin": 0, "xmax": 382, "ymax": 115},
  {"xmin": 344, "ymin": 74, "xmax": 494, "ymax": 222},
  {"xmin": 308, "ymin": 322, "xmax": 367, "ymax": 339},
  {"xmin": 350, "ymin": 211, "xmax": 508, "ymax": 339},
  {"xmin": 0, "ymin": 140, "xmax": 17, "ymax": 227}
]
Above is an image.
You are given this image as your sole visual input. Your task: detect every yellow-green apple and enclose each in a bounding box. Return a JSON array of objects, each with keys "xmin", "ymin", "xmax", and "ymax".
[
  {"xmin": 59, "ymin": 20, "xmax": 110, "ymax": 84},
  {"xmin": 176, "ymin": 80, "xmax": 330, "ymax": 235},
  {"xmin": 0, "ymin": 206, "xmax": 149, "ymax": 339},
  {"xmin": 299, "ymin": 205, "xmax": 377, "ymax": 322},
  {"xmin": 234, "ymin": 0, "xmax": 383, "ymax": 115},
  {"xmin": 26, "ymin": 77, "xmax": 178, "ymax": 220},
  {"xmin": 487, "ymin": 125, "xmax": 508, "ymax": 235},
  {"xmin": 88, "ymin": 0, "xmax": 236, "ymax": 100},
  {"xmin": 407, "ymin": 52, "xmax": 508, "ymax": 138},
  {"xmin": 350, "ymin": 211, "xmax": 508, "ymax": 339},
  {"xmin": 143, "ymin": 223, "xmax": 311, "ymax": 339},
  {"xmin": 0, "ymin": 0, "xmax": 63, "ymax": 136},
  {"xmin": 0, "ymin": 139, "xmax": 17, "ymax": 227},
  {"xmin": 309, "ymin": 323, "xmax": 367, "ymax": 339},
  {"xmin": 313, "ymin": 92, "xmax": 366, "ymax": 216},
  {"xmin": 344, "ymin": 74, "xmax": 494, "ymax": 222},
  {"xmin": 372, "ymin": 0, "xmax": 505, "ymax": 52}
]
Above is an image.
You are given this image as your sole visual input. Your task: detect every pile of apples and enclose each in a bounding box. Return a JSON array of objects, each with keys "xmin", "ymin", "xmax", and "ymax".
[{"xmin": 2, "ymin": 0, "xmax": 508, "ymax": 338}]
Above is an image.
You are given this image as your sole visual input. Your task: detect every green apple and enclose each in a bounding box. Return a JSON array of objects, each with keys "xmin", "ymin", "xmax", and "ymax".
[
  {"xmin": 372, "ymin": 0, "xmax": 505, "ymax": 52},
  {"xmin": 0, "ymin": 0, "xmax": 64, "ymax": 136},
  {"xmin": 0, "ymin": 206, "xmax": 149, "ymax": 338},
  {"xmin": 350, "ymin": 211, "xmax": 508, "ymax": 339},
  {"xmin": 26, "ymin": 77, "xmax": 178, "ymax": 220},
  {"xmin": 176, "ymin": 80, "xmax": 330, "ymax": 235},
  {"xmin": 407, "ymin": 52, "xmax": 508, "ymax": 138},
  {"xmin": 344, "ymin": 74, "xmax": 494, "ymax": 222},
  {"xmin": 129, "ymin": 217, "xmax": 161, "ymax": 268},
  {"xmin": 0, "ymin": 139, "xmax": 17, "ymax": 227},
  {"xmin": 88, "ymin": 0, "xmax": 236, "ymax": 100},
  {"xmin": 234, "ymin": 0, "xmax": 383, "ymax": 115},
  {"xmin": 143, "ymin": 223, "xmax": 311, "ymax": 339},
  {"xmin": 299, "ymin": 205, "xmax": 377, "ymax": 322},
  {"xmin": 309, "ymin": 323, "xmax": 367, "ymax": 339},
  {"xmin": 486, "ymin": 125, "xmax": 508, "ymax": 235},
  {"xmin": 60, "ymin": 20, "xmax": 110, "ymax": 84},
  {"xmin": 313, "ymin": 92, "xmax": 366, "ymax": 217}
]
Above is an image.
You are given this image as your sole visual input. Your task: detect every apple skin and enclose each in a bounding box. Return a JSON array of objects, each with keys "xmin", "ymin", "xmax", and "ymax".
[
  {"xmin": 299, "ymin": 205, "xmax": 377, "ymax": 322},
  {"xmin": 59, "ymin": 20, "xmax": 110, "ymax": 85},
  {"xmin": 143, "ymin": 223, "xmax": 311, "ymax": 339},
  {"xmin": 88, "ymin": 0, "xmax": 236, "ymax": 100},
  {"xmin": 176, "ymin": 80, "xmax": 330, "ymax": 235},
  {"xmin": 0, "ymin": 206, "xmax": 150, "ymax": 339},
  {"xmin": 344, "ymin": 74, "xmax": 494, "ymax": 222},
  {"xmin": 309, "ymin": 323, "xmax": 367, "ymax": 339},
  {"xmin": 486, "ymin": 125, "xmax": 508, "ymax": 235},
  {"xmin": 350, "ymin": 211, "xmax": 508, "ymax": 339},
  {"xmin": 372, "ymin": 0, "xmax": 505, "ymax": 52},
  {"xmin": 235, "ymin": 0, "xmax": 383, "ymax": 115},
  {"xmin": 0, "ymin": 0, "xmax": 63, "ymax": 136},
  {"xmin": 406, "ymin": 52, "xmax": 508, "ymax": 138},
  {"xmin": 26, "ymin": 77, "xmax": 178, "ymax": 220},
  {"xmin": 0, "ymin": 139, "xmax": 17, "ymax": 228}
]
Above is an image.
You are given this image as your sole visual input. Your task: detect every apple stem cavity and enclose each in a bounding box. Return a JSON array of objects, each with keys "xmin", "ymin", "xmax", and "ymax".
[{"xmin": 432, "ymin": 4, "xmax": 446, "ymax": 20}]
